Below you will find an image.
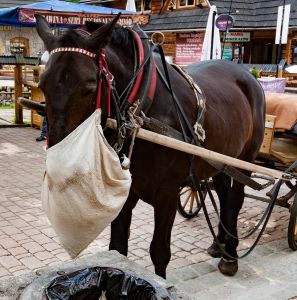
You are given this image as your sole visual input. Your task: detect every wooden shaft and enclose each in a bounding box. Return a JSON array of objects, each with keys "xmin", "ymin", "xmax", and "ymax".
[
  {"xmin": 106, "ymin": 119, "xmax": 292, "ymax": 180},
  {"xmin": 136, "ymin": 127, "xmax": 290, "ymax": 180}
]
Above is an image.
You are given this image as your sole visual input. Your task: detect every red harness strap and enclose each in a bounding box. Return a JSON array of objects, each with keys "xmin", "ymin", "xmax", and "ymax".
[
  {"xmin": 127, "ymin": 31, "xmax": 145, "ymax": 104},
  {"xmin": 96, "ymin": 49, "xmax": 112, "ymax": 117}
]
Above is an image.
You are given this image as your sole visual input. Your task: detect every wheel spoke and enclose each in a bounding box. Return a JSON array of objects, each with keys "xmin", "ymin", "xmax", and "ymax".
[
  {"xmin": 189, "ymin": 193, "xmax": 194, "ymax": 213},
  {"xmin": 182, "ymin": 193, "xmax": 192, "ymax": 209},
  {"xmin": 194, "ymin": 192, "xmax": 200, "ymax": 206},
  {"xmin": 180, "ymin": 187, "xmax": 191, "ymax": 197}
]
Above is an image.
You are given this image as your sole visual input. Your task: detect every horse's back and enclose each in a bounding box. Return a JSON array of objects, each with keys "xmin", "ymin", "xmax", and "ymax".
[
  {"xmin": 186, "ymin": 60, "xmax": 265, "ymax": 114},
  {"xmin": 187, "ymin": 60, "xmax": 265, "ymax": 160}
]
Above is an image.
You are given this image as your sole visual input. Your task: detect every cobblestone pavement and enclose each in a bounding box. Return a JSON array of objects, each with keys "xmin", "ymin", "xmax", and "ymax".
[{"xmin": 0, "ymin": 126, "xmax": 294, "ymax": 280}]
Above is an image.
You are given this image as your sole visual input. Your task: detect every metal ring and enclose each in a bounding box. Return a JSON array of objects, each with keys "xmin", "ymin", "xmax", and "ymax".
[{"xmin": 151, "ymin": 31, "xmax": 165, "ymax": 45}]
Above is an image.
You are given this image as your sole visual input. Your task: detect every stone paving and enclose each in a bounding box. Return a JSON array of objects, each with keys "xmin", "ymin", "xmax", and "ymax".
[
  {"xmin": 168, "ymin": 239, "xmax": 297, "ymax": 300},
  {"xmin": 0, "ymin": 125, "xmax": 294, "ymax": 284}
]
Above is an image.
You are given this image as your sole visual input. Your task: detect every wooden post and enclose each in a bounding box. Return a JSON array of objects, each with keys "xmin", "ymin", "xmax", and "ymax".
[
  {"xmin": 160, "ymin": 0, "xmax": 171, "ymax": 14},
  {"xmin": 277, "ymin": 68, "xmax": 283, "ymax": 78},
  {"xmin": 14, "ymin": 65, "xmax": 23, "ymax": 124},
  {"xmin": 285, "ymin": 34, "xmax": 292, "ymax": 65}
]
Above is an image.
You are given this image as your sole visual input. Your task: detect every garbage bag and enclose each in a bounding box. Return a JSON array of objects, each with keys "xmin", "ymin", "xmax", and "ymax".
[{"xmin": 45, "ymin": 267, "xmax": 172, "ymax": 300}]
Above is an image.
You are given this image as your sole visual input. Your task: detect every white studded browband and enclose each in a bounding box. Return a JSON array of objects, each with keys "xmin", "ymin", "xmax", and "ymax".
[{"xmin": 50, "ymin": 47, "xmax": 97, "ymax": 58}]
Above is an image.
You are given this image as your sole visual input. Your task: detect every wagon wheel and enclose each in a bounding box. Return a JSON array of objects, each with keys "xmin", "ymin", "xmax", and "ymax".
[
  {"xmin": 288, "ymin": 192, "xmax": 297, "ymax": 251},
  {"xmin": 177, "ymin": 183, "xmax": 207, "ymax": 219}
]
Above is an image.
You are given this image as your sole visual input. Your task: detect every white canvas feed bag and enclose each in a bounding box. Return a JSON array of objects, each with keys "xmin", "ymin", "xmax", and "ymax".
[{"xmin": 42, "ymin": 109, "xmax": 131, "ymax": 258}]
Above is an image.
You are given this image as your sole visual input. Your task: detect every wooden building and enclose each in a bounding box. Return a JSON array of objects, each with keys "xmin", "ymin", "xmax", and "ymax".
[
  {"xmin": 2, "ymin": 0, "xmax": 297, "ymax": 66},
  {"xmin": 96, "ymin": 0, "xmax": 297, "ymax": 66}
]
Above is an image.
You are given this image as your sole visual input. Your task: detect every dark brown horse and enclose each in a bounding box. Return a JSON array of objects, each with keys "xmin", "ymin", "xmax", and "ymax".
[{"xmin": 33, "ymin": 14, "xmax": 265, "ymax": 278}]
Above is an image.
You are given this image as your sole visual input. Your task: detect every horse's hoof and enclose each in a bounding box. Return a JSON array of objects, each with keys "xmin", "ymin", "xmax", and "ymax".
[
  {"xmin": 218, "ymin": 257, "xmax": 238, "ymax": 276},
  {"xmin": 207, "ymin": 242, "xmax": 225, "ymax": 258}
]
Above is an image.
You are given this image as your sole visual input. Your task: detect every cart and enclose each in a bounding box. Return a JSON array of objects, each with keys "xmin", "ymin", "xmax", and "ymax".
[{"xmin": 177, "ymin": 94, "xmax": 297, "ymax": 250}]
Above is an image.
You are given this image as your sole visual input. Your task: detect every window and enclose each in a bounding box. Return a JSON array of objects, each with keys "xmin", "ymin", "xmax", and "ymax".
[
  {"xmin": 9, "ymin": 37, "xmax": 29, "ymax": 56},
  {"xmin": 291, "ymin": 40, "xmax": 297, "ymax": 64},
  {"xmin": 135, "ymin": 0, "xmax": 151, "ymax": 11},
  {"xmin": 177, "ymin": 0, "xmax": 194, "ymax": 8}
]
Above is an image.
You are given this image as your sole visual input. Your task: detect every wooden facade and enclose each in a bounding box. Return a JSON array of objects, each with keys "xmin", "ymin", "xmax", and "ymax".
[{"xmin": 107, "ymin": 0, "xmax": 297, "ymax": 67}]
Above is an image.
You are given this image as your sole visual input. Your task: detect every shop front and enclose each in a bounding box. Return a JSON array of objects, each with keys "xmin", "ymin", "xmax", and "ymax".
[{"xmin": 221, "ymin": 31, "xmax": 251, "ymax": 63}]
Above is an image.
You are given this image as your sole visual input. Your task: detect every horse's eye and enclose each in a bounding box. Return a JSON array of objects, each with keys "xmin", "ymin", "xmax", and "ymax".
[{"xmin": 83, "ymin": 84, "xmax": 97, "ymax": 97}]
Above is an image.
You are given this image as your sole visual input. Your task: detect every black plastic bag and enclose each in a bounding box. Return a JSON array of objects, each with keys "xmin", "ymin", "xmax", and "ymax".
[{"xmin": 45, "ymin": 267, "xmax": 172, "ymax": 300}]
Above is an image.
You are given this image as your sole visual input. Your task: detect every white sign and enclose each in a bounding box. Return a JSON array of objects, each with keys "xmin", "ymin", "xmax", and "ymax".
[
  {"xmin": 275, "ymin": 4, "xmax": 291, "ymax": 44},
  {"xmin": 225, "ymin": 32, "xmax": 250, "ymax": 42}
]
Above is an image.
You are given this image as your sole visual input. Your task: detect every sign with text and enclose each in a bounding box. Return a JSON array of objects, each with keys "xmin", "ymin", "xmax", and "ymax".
[
  {"xmin": 222, "ymin": 45, "xmax": 232, "ymax": 60},
  {"xmin": 225, "ymin": 32, "xmax": 250, "ymax": 42},
  {"xmin": 175, "ymin": 32, "xmax": 204, "ymax": 66},
  {"xmin": 18, "ymin": 8, "xmax": 147, "ymax": 26},
  {"xmin": 215, "ymin": 14, "xmax": 234, "ymax": 31}
]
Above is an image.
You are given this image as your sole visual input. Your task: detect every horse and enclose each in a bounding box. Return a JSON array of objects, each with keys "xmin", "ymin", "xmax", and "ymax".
[{"xmin": 33, "ymin": 14, "xmax": 265, "ymax": 279}]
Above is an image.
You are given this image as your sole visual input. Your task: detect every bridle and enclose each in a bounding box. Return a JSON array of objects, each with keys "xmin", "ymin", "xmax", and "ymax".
[
  {"xmin": 49, "ymin": 45, "xmax": 113, "ymax": 117},
  {"xmin": 49, "ymin": 27, "xmax": 156, "ymax": 122}
]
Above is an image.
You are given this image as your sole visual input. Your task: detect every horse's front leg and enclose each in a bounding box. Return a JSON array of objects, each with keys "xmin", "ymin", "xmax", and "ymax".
[
  {"xmin": 149, "ymin": 189, "xmax": 178, "ymax": 279},
  {"xmin": 109, "ymin": 191, "xmax": 139, "ymax": 255}
]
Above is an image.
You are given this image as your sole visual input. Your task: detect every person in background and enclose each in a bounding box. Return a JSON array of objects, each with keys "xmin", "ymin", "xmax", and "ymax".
[
  {"xmin": 36, "ymin": 118, "xmax": 46, "ymax": 141},
  {"xmin": 36, "ymin": 50, "xmax": 48, "ymax": 142}
]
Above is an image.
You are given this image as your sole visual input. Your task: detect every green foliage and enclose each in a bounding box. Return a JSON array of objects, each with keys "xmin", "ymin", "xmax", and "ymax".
[
  {"xmin": 250, "ymin": 66, "xmax": 261, "ymax": 79},
  {"xmin": 0, "ymin": 104, "xmax": 14, "ymax": 109}
]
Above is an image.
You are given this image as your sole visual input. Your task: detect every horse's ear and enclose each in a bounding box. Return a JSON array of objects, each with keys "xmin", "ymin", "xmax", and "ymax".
[
  {"xmin": 87, "ymin": 13, "xmax": 121, "ymax": 51},
  {"xmin": 35, "ymin": 14, "xmax": 55, "ymax": 51},
  {"xmin": 85, "ymin": 21, "xmax": 104, "ymax": 33}
]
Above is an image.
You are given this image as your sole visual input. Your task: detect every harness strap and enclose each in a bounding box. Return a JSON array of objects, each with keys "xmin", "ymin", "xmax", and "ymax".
[
  {"xmin": 171, "ymin": 63, "xmax": 206, "ymax": 142},
  {"xmin": 119, "ymin": 43, "xmax": 158, "ymax": 113},
  {"xmin": 127, "ymin": 31, "xmax": 145, "ymax": 104},
  {"xmin": 96, "ymin": 49, "xmax": 112, "ymax": 116}
]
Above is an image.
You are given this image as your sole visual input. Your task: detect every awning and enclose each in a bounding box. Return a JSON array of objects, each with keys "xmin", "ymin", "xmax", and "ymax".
[{"xmin": 0, "ymin": 0, "xmax": 142, "ymax": 27}]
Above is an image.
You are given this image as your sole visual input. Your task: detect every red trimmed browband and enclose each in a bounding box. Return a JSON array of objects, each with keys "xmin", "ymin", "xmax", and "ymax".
[{"xmin": 50, "ymin": 47, "xmax": 97, "ymax": 58}]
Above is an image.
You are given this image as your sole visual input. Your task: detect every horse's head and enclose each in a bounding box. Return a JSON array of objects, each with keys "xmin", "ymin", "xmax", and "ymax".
[{"xmin": 35, "ymin": 14, "xmax": 120, "ymax": 147}]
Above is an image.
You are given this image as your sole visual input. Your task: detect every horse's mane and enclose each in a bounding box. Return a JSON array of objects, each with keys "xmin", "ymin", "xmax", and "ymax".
[{"xmin": 56, "ymin": 25, "xmax": 133, "ymax": 53}]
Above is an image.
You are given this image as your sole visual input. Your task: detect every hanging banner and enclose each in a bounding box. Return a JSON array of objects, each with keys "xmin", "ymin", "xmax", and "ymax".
[
  {"xmin": 275, "ymin": 4, "xmax": 291, "ymax": 44},
  {"xmin": 175, "ymin": 32, "xmax": 204, "ymax": 66}
]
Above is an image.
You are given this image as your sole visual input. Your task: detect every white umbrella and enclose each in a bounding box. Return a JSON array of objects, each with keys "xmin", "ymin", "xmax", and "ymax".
[
  {"xmin": 201, "ymin": 5, "xmax": 221, "ymax": 61},
  {"xmin": 285, "ymin": 65, "xmax": 297, "ymax": 73},
  {"xmin": 126, "ymin": 0, "xmax": 136, "ymax": 12}
]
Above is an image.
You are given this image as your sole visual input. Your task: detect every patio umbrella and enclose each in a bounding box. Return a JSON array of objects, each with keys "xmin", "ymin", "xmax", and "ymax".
[
  {"xmin": 126, "ymin": 0, "xmax": 136, "ymax": 13},
  {"xmin": 201, "ymin": 5, "xmax": 221, "ymax": 61},
  {"xmin": 285, "ymin": 65, "xmax": 297, "ymax": 73}
]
